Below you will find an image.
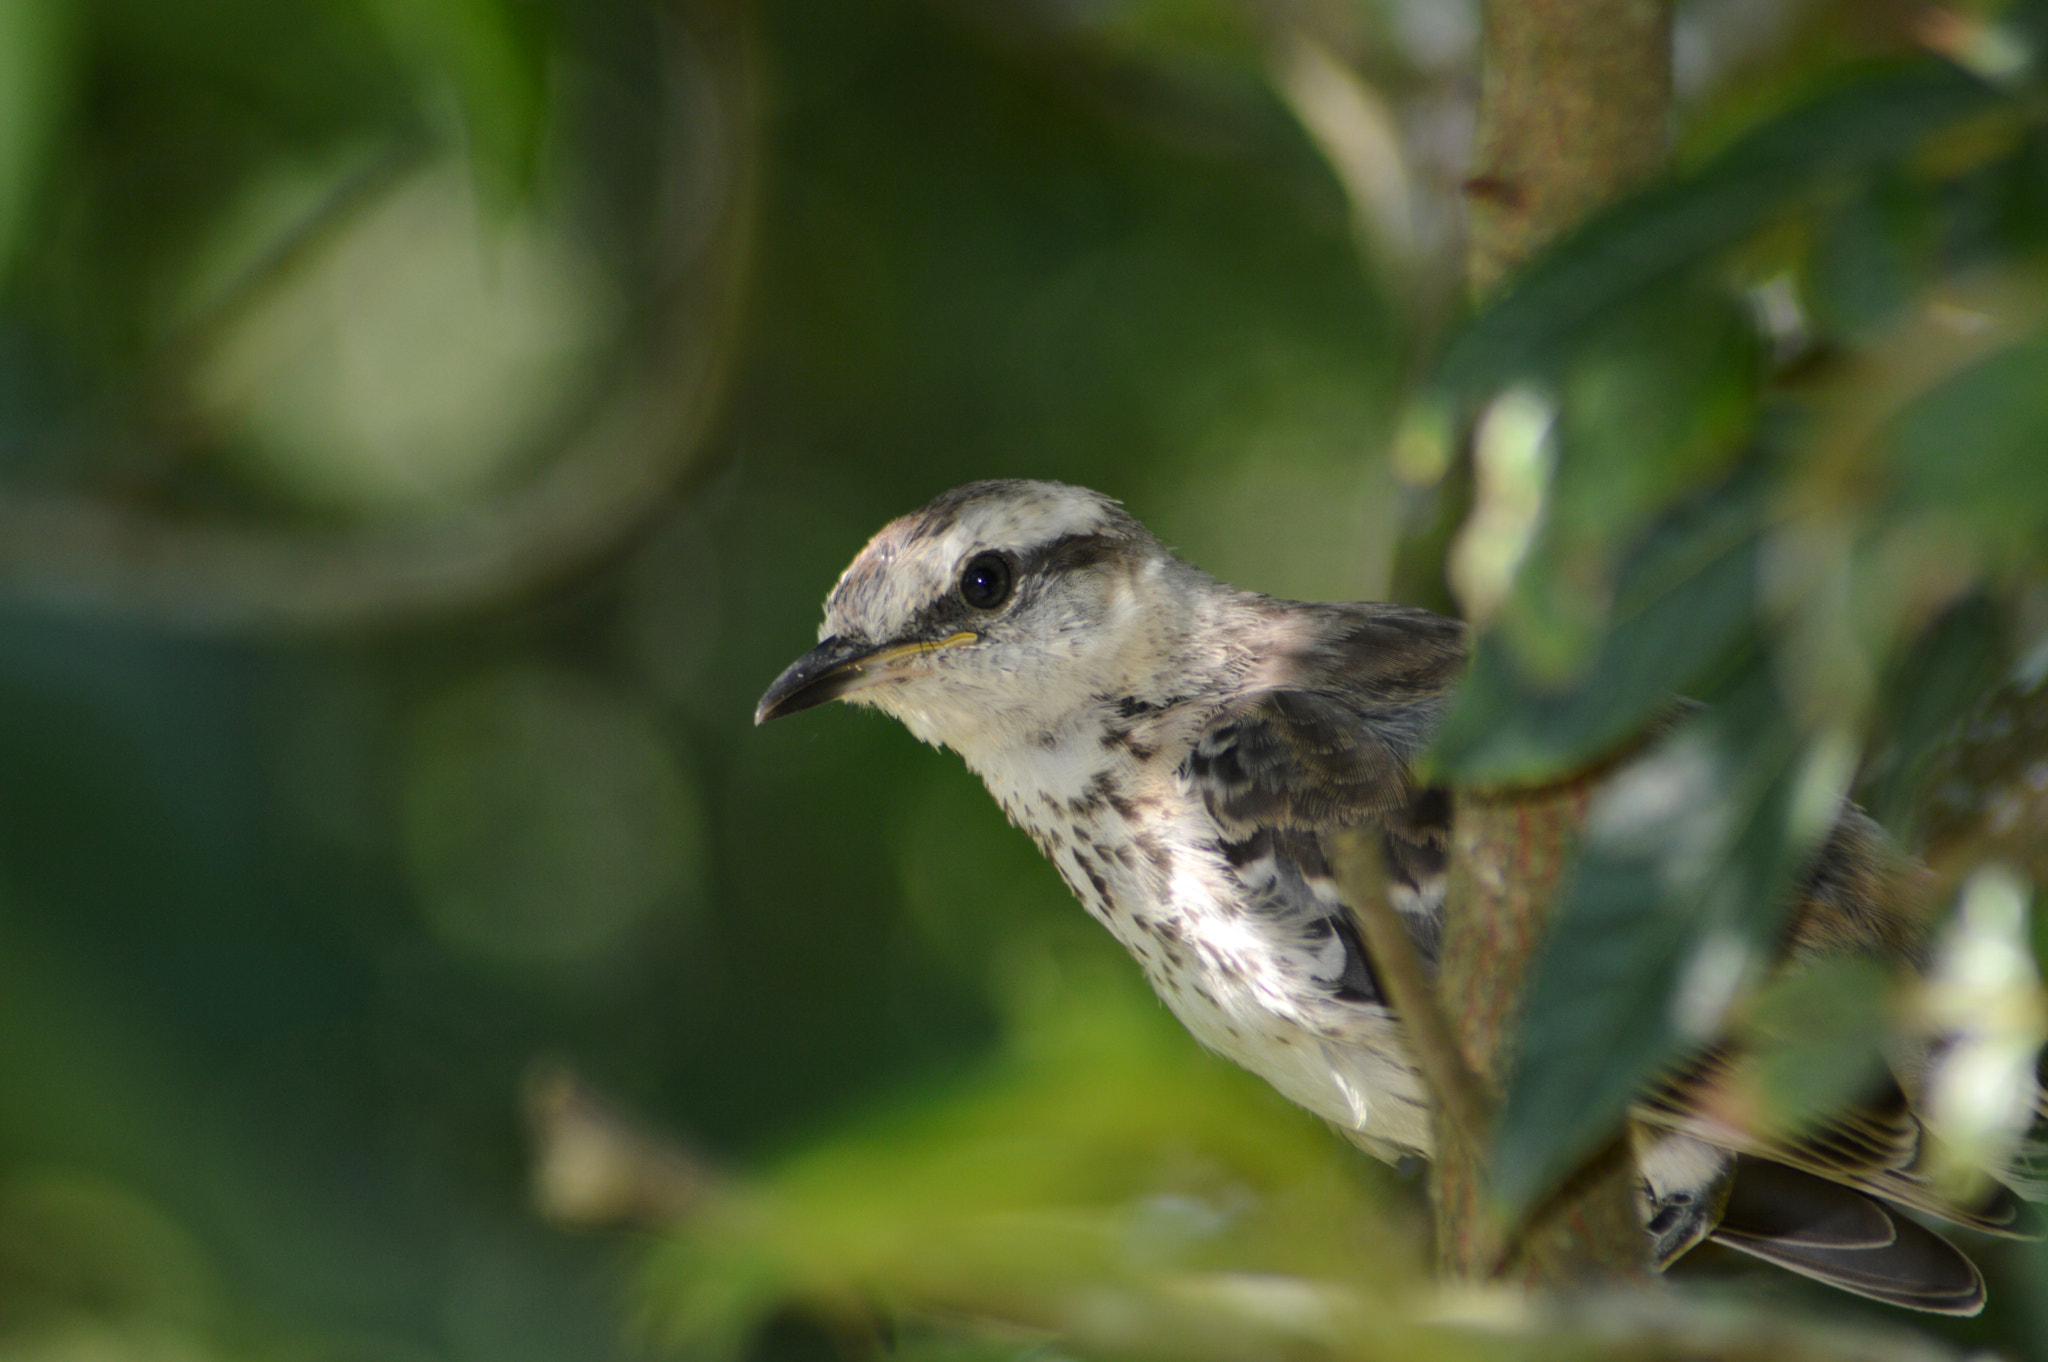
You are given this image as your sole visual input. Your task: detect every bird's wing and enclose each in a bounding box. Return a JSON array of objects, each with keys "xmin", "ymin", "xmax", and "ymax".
[
  {"xmin": 1187, "ymin": 602, "xmax": 1474, "ymax": 962},
  {"xmin": 1183, "ymin": 597, "xmax": 2030, "ymax": 1299},
  {"xmin": 1219, "ymin": 824, "xmax": 1386, "ymax": 1005},
  {"xmin": 1183, "ymin": 603, "xmax": 1465, "ymax": 982},
  {"xmin": 1183, "ymin": 602, "xmax": 1464, "ymax": 837}
]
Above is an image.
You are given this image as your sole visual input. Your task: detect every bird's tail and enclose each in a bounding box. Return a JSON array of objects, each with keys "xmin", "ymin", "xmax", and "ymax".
[{"xmin": 1708, "ymin": 1159, "xmax": 1986, "ymax": 1315}]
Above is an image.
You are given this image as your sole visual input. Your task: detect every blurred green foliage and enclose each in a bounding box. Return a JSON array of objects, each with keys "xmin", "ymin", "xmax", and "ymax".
[
  {"xmin": 1440, "ymin": 36, "xmax": 2048, "ymax": 1239},
  {"xmin": 2, "ymin": 1, "xmax": 2048, "ymax": 1361}
]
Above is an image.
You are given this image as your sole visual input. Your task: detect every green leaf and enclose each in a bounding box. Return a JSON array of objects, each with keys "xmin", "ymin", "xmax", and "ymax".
[
  {"xmin": 1734, "ymin": 955, "xmax": 1893, "ymax": 1138},
  {"xmin": 1484, "ymin": 275, "xmax": 1763, "ymax": 684},
  {"xmin": 1489, "ymin": 662, "xmax": 1814, "ymax": 1219},
  {"xmin": 1885, "ymin": 333, "xmax": 2048, "ymax": 562},
  {"xmin": 1547, "ymin": 281, "xmax": 1760, "ymax": 554},
  {"xmin": 1804, "ymin": 170, "xmax": 1934, "ymax": 338},
  {"xmin": 641, "ymin": 964, "xmax": 1408, "ymax": 1359},
  {"xmin": 1861, "ymin": 594, "xmax": 2010, "ymax": 834},
  {"xmin": 1428, "ymin": 474, "xmax": 1763, "ymax": 784},
  {"xmin": 1437, "ymin": 60, "xmax": 2001, "ymax": 400}
]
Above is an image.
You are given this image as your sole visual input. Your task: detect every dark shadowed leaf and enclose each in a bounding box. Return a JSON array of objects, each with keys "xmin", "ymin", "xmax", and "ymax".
[
  {"xmin": 1548, "ymin": 281, "xmax": 1760, "ymax": 555},
  {"xmin": 1804, "ymin": 170, "xmax": 1935, "ymax": 339},
  {"xmin": 1490, "ymin": 662, "xmax": 1814, "ymax": 1219},
  {"xmin": 1885, "ymin": 334, "xmax": 2048, "ymax": 562},
  {"xmin": 1861, "ymin": 594, "xmax": 2010, "ymax": 835},
  {"xmin": 1437, "ymin": 60, "xmax": 2001, "ymax": 400}
]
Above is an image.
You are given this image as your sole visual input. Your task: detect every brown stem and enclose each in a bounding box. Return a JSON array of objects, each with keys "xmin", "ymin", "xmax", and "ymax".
[
  {"xmin": 1465, "ymin": 0, "xmax": 1673, "ymax": 296},
  {"xmin": 1330, "ymin": 824, "xmax": 1510, "ymax": 1273},
  {"xmin": 1429, "ymin": 0, "xmax": 1674, "ymax": 1286},
  {"xmin": 1328, "ymin": 827, "xmax": 1495, "ymax": 1147},
  {"xmin": 1434, "ymin": 786, "xmax": 1646, "ymax": 1284},
  {"xmin": 1330, "ymin": 828, "xmax": 1495, "ymax": 1157}
]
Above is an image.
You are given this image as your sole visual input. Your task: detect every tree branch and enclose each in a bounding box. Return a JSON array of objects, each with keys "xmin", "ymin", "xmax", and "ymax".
[
  {"xmin": 1434, "ymin": 785, "xmax": 1645, "ymax": 1284},
  {"xmin": 1464, "ymin": 0, "xmax": 1673, "ymax": 295},
  {"xmin": 1428, "ymin": 0, "xmax": 1675, "ymax": 1286}
]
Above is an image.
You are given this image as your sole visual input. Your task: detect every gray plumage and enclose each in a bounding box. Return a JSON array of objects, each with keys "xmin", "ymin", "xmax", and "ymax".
[{"xmin": 757, "ymin": 478, "xmax": 2035, "ymax": 1315}]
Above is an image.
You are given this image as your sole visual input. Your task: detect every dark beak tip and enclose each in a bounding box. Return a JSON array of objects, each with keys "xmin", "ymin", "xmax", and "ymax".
[
  {"xmin": 754, "ymin": 684, "xmax": 838, "ymax": 726},
  {"xmin": 752, "ymin": 687, "xmax": 812, "ymax": 726},
  {"xmin": 753, "ymin": 681, "xmax": 803, "ymax": 727},
  {"xmin": 756, "ymin": 635, "xmax": 870, "ymax": 726}
]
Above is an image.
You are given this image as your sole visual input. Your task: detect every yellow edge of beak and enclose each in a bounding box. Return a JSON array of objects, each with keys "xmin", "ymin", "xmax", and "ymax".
[{"xmin": 862, "ymin": 631, "xmax": 980, "ymax": 668}]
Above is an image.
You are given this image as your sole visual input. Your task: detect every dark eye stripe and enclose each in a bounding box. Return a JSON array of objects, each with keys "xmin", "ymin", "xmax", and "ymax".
[{"xmin": 1023, "ymin": 532, "xmax": 1122, "ymax": 576}]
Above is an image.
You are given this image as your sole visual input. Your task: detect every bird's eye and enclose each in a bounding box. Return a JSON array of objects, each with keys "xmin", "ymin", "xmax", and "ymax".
[{"xmin": 958, "ymin": 552, "xmax": 1013, "ymax": 610}]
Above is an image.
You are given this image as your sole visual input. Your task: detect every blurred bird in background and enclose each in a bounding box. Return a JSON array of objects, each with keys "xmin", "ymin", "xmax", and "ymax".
[{"xmin": 758, "ymin": 479, "xmax": 2041, "ymax": 1314}]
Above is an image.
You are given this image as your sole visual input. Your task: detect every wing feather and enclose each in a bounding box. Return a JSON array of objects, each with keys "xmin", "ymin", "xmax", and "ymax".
[
  {"xmin": 1184, "ymin": 603, "xmax": 1464, "ymax": 836},
  {"xmin": 1182, "ymin": 603, "xmax": 1462, "ymax": 990}
]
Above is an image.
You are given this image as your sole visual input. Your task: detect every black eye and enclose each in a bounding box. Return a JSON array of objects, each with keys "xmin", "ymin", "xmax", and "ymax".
[{"xmin": 958, "ymin": 552, "xmax": 1013, "ymax": 610}]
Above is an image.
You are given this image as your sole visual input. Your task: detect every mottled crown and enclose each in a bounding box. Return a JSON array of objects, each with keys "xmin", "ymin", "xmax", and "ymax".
[{"xmin": 821, "ymin": 479, "xmax": 1149, "ymax": 643}]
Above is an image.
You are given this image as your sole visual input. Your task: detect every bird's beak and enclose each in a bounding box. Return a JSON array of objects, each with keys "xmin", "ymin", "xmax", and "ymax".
[{"xmin": 754, "ymin": 630, "xmax": 980, "ymax": 725}]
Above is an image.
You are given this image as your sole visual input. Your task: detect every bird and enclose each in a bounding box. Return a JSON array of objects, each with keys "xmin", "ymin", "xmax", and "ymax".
[{"xmin": 755, "ymin": 478, "xmax": 2036, "ymax": 1314}]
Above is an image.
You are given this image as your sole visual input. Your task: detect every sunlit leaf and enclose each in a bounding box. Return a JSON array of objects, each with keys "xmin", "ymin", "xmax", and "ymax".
[
  {"xmin": 640, "ymin": 965, "xmax": 1419, "ymax": 1361},
  {"xmin": 1915, "ymin": 864, "xmax": 2048, "ymax": 1195}
]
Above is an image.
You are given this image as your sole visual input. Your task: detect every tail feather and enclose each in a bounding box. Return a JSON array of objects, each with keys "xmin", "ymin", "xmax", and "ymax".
[
  {"xmin": 1715, "ymin": 1157, "xmax": 1896, "ymax": 1250},
  {"xmin": 1711, "ymin": 1218, "xmax": 1985, "ymax": 1316},
  {"xmin": 1710, "ymin": 1160, "xmax": 1986, "ymax": 1316}
]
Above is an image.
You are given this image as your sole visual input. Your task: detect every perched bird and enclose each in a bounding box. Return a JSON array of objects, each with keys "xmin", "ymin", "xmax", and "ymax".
[{"xmin": 756, "ymin": 478, "xmax": 2034, "ymax": 1313}]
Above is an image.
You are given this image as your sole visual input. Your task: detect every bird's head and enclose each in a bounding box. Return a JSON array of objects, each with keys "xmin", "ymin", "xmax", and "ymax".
[{"xmin": 755, "ymin": 480, "xmax": 1185, "ymax": 756}]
